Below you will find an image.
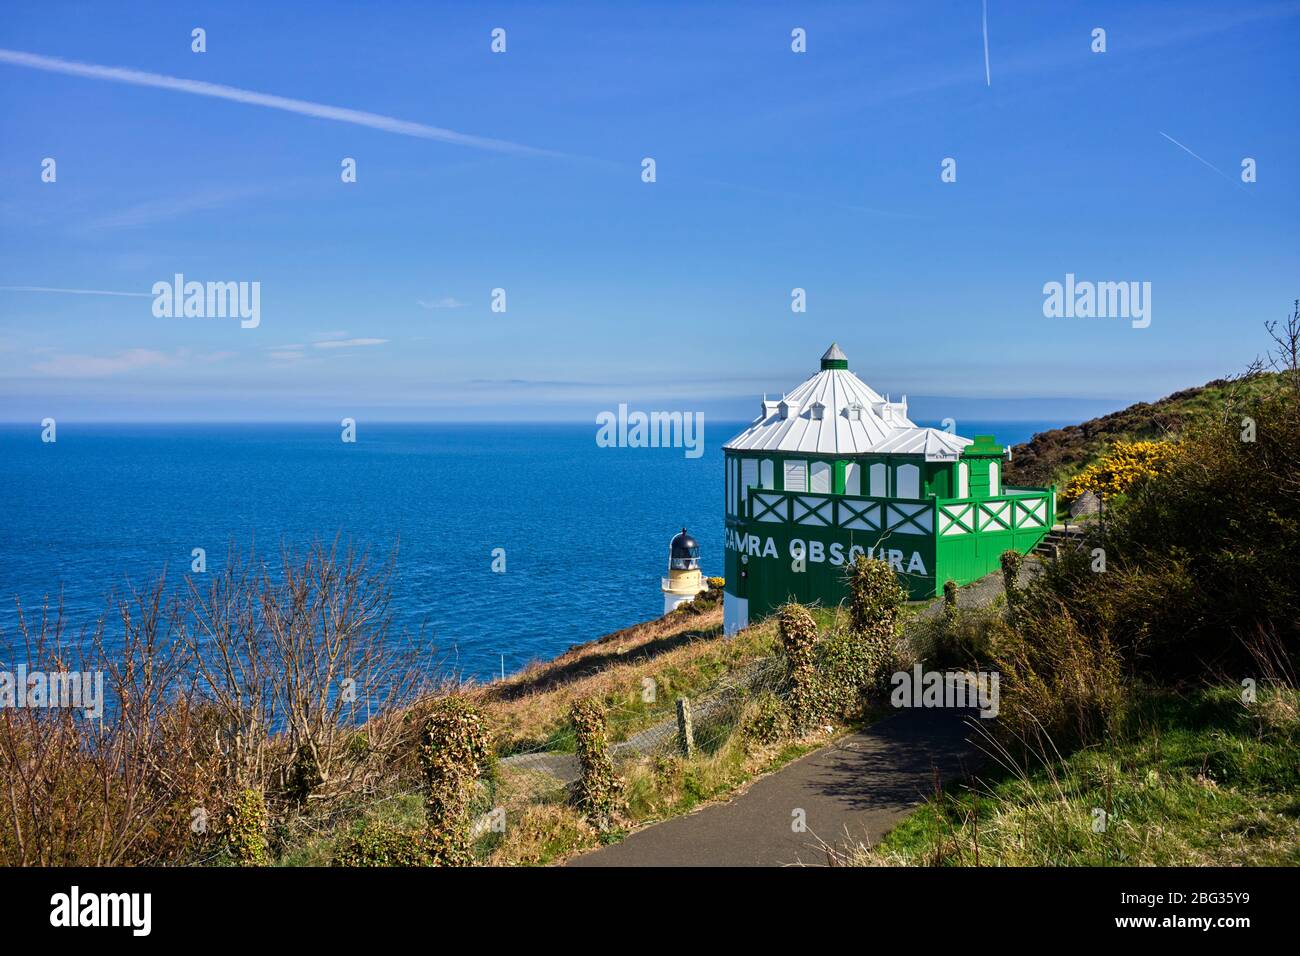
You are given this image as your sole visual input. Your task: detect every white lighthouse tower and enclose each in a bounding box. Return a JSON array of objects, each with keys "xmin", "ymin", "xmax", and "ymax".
[{"xmin": 661, "ymin": 528, "xmax": 707, "ymax": 614}]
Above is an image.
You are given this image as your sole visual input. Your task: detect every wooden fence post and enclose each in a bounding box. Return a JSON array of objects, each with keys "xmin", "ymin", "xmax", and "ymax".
[{"xmin": 676, "ymin": 697, "xmax": 695, "ymax": 758}]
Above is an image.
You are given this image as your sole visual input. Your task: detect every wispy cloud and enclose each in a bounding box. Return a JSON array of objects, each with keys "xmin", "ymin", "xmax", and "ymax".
[
  {"xmin": 79, "ymin": 186, "xmax": 267, "ymax": 233},
  {"xmin": 31, "ymin": 348, "xmax": 235, "ymax": 378},
  {"xmin": 32, "ymin": 349, "xmax": 175, "ymax": 378},
  {"xmin": 313, "ymin": 338, "xmax": 388, "ymax": 349},
  {"xmin": 417, "ymin": 297, "xmax": 467, "ymax": 310},
  {"xmin": 0, "ymin": 285, "xmax": 151, "ymax": 297},
  {"xmin": 0, "ymin": 49, "xmax": 561, "ymax": 157},
  {"xmin": 467, "ymin": 378, "xmax": 609, "ymax": 388}
]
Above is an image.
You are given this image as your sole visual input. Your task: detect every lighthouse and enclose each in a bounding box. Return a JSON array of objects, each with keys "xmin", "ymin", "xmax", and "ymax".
[{"xmin": 661, "ymin": 528, "xmax": 707, "ymax": 614}]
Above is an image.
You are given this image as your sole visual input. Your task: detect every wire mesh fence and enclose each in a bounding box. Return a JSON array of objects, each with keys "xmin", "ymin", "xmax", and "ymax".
[{"xmin": 485, "ymin": 653, "xmax": 788, "ymax": 823}]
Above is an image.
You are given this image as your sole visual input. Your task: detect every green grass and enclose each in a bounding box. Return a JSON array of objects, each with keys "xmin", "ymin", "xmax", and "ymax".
[
  {"xmin": 482, "ymin": 609, "xmax": 780, "ymax": 756},
  {"xmin": 857, "ymin": 686, "xmax": 1300, "ymax": 866},
  {"xmin": 621, "ymin": 734, "xmax": 829, "ymax": 824},
  {"xmin": 276, "ymin": 791, "xmax": 426, "ymax": 867}
]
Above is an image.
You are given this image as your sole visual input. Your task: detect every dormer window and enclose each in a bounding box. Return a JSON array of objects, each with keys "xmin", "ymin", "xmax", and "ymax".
[
  {"xmin": 810, "ymin": 401, "xmax": 825, "ymax": 421},
  {"xmin": 761, "ymin": 399, "xmax": 780, "ymax": 419},
  {"xmin": 846, "ymin": 403, "xmax": 864, "ymax": 422},
  {"xmin": 876, "ymin": 401, "xmax": 906, "ymax": 426},
  {"xmin": 778, "ymin": 400, "xmax": 800, "ymax": 420}
]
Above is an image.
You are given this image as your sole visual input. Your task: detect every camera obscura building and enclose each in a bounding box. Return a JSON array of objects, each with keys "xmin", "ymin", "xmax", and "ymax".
[{"xmin": 721, "ymin": 344, "xmax": 1055, "ymax": 635}]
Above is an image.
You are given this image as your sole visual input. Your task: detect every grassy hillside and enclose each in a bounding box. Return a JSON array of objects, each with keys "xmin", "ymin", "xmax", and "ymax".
[
  {"xmin": 856, "ymin": 686, "xmax": 1300, "ymax": 866},
  {"xmin": 1003, "ymin": 372, "xmax": 1280, "ymax": 488}
]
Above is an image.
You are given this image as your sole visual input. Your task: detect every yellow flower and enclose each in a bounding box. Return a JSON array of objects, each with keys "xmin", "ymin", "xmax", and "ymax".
[{"xmin": 1064, "ymin": 439, "xmax": 1181, "ymax": 501}]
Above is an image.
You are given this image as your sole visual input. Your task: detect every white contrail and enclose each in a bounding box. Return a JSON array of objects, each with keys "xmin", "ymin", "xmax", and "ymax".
[
  {"xmin": 982, "ymin": 0, "xmax": 991, "ymax": 86},
  {"xmin": 0, "ymin": 285, "xmax": 152, "ymax": 297},
  {"xmin": 0, "ymin": 48, "xmax": 560, "ymax": 157},
  {"xmin": 1158, "ymin": 131, "xmax": 1236, "ymax": 183}
]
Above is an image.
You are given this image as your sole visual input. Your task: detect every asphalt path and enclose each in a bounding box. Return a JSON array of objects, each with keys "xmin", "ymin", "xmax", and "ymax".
[{"xmin": 569, "ymin": 706, "xmax": 982, "ymax": 867}]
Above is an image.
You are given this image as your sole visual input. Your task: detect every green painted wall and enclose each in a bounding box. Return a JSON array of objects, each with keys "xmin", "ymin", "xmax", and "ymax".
[
  {"xmin": 725, "ymin": 516, "xmax": 938, "ymax": 607},
  {"xmin": 924, "ymin": 462, "xmax": 952, "ymax": 499},
  {"xmin": 723, "ymin": 447, "xmax": 1053, "ymax": 626}
]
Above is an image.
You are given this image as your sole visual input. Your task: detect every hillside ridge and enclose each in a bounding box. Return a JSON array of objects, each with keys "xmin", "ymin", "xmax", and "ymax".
[{"xmin": 1003, "ymin": 372, "xmax": 1276, "ymax": 487}]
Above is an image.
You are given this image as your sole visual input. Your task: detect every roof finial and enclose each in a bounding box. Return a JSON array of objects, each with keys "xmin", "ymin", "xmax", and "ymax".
[{"xmin": 820, "ymin": 343, "xmax": 848, "ymax": 370}]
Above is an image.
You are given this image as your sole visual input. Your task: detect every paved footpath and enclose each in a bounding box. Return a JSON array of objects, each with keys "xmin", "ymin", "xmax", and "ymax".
[{"xmin": 568, "ymin": 707, "xmax": 981, "ymax": 867}]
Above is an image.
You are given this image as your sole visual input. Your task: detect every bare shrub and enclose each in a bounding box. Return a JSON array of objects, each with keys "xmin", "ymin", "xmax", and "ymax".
[
  {"xmin": 0, "ymin": 582, "xmax": 220, "ymax": 865},
  {"xmin": 179, "ymin": 541, "xmax": 436, "ymax": 805},
  {"xmin": 0, "ymin": 539, "xmax": 439, "ymax": 867}
]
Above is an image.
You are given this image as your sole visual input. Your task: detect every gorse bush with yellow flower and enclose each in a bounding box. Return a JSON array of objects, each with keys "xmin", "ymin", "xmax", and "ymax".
[
  {"xmin": 1037, "ymin": 361, "xmax": 1300, "ymax": 678},
  {"xmin": 1062, "ymin": 439, "xmax": 1182, "ymax": 502}
]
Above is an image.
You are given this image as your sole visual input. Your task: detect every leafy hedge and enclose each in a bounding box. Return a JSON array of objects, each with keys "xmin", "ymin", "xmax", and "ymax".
[
  {"xmin": 776, "ymin": 557, "xmax": 906, "ymax": 732},
  {"xmin": 420, "ymin": 696, "xmax": 490, "ymax": 866},
  {"xmin": 224, "ymin": 788, "xmax": 269, "ymax": 867},
  {"xmin": 778, "ymin": 603, "xmax": 824, "ymax": 731},
  {"xmin": 571, "ymin": 697, "xmax": 622, "ymax": 829},
  {"xmin": 333, "ymin": 822, "xmax": 430, "ymax": 867}
]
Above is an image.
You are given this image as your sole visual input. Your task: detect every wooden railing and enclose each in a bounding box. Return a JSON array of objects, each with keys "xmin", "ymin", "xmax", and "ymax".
[{"xmin": 740, "ymin": 485, "xmax": 1054, "ymax": 538}]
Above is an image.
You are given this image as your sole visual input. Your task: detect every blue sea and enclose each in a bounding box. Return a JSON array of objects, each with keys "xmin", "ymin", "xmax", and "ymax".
[{"xmin": 0, "ymin": 420, "xmax": 1057, "ymax": 680}]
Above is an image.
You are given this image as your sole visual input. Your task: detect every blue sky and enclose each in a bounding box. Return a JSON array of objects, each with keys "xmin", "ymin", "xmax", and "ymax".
[{"xmin": 0, "ymin": 0, "xmax": 1296, "ymax": 422}]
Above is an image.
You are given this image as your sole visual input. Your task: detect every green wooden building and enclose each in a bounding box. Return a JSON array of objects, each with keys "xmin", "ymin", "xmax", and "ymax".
[{"xmin": 721, "ymin": 344, "xmax": 1055, "ymax": 634}]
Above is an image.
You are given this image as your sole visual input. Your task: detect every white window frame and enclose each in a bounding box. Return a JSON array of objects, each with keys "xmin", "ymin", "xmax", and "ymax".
[
  {"xmin": 869, "ymin": 462, "xmax": 887, "ymax": 498},
  {"xmin": 783, "ymin": 459, "xmax": 808, "ymax": 492},
  {"xmin": 896, "ymin": 463, "xmax": 920, "ymax": 499},
  {"xmin": 740, "ymin": 458, "xmax": 758, "ymax": 514},
  {"xmin": 809, "ymin": 461, "xmax": 831, "ymax": 494},
  {"xmin": 844, "ymin": 462, "xmax": 861, "ymax": 496}
]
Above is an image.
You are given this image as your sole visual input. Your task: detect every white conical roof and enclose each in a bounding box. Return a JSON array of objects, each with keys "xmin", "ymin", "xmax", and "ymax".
[{"xmin": 723, "ymin": 346, "xmax": 972, "ymax": 460}]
